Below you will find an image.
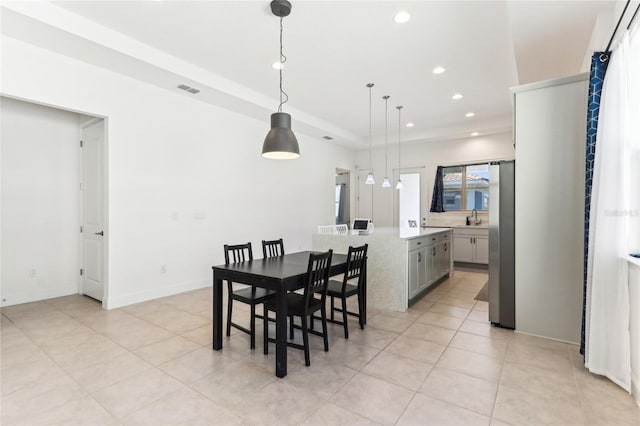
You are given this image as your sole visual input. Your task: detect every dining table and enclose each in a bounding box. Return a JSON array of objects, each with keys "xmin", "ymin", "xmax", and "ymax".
[{"xmin": 211, "ymin": 250, "xmax": 366, "ymax": 378}]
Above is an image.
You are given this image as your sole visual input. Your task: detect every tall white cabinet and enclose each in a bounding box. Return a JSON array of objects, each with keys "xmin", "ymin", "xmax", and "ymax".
[{"xmin": 512, "ymin": 74, "xmax": 587, "ymax": 343}]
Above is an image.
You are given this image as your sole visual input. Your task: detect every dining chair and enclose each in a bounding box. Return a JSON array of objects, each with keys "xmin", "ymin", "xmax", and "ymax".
[
  {"xmin": 324, "ymin": 244, "xmax": 368, "ymax": 339},
  {"xmin": 262, "ymin": 238, "xmax": 285, "ymax": 258},
  {"xmin": 263, "ymin": 250, "xmax": 333, "ymax": 366},
  {"xmin": 224, "ymin": 242, "xmax": 276, "ymax": 349}
]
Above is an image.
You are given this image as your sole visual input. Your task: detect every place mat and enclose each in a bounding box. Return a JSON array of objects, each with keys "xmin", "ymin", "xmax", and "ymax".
[{"xmin": 475, "ymin": 281, "xmax": 489, "ymax": 302}]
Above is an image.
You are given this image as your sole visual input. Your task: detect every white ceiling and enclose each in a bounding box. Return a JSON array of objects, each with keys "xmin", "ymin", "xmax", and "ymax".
[{"xmin": 1, "ymin": 1, "xmax": 617, "ymax": 149}]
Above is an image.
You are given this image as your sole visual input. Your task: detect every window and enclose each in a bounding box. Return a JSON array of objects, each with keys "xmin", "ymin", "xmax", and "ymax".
[{"xmin": 442, "ymin": 164, "xmax": 489, "ymax": 211}]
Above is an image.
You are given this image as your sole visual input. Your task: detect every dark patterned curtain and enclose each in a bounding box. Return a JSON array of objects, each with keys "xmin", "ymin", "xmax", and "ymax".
[
  {"xmin": 430, "ymin": 166, "xmax": 445, "ymax": 213},
  {"xmin": 581, "ymin": 52, "xmax": 610, "ymax": 355}
]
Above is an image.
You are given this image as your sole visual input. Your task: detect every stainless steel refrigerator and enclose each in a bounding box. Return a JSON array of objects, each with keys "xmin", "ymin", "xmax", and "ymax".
[{"xmin": 488, "ymin": 160, "xmax": 515, "ymax": 329}]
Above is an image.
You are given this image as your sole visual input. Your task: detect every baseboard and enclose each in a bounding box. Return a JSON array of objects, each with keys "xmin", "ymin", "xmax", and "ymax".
[
  {"xmin": 0, "ymin": 285, "xmax": 78, "ymax": 307},
  {"xmin": 632, "ymin": 370, "xmax": 640, "ymax": 407},
  {"xmin": 513, "ymin": 330, "xmax": 579, "ymax": 346},
  {"xmin": 104, "ymin": 279, "xmax": 209, "ymax": 310}
]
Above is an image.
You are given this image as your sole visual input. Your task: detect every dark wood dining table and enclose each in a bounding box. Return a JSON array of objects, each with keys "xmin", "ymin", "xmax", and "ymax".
[{"xmin": 211, "ymin": 250, "xmax": 366, "ymax": 378}]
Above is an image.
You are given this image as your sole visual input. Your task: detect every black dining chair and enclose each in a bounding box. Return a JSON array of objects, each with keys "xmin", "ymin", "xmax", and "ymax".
[
  {"xmin": 324, "ymin": 244, "xmax": 368, "ymax": 339},
  {"xmin": 263, "ymin": 250, "xmax": 333, "ymax": 366},
  {"xmin": 262, "ymin": 238, "xmax": 285, "ymax": 258},
  {"xmin": 224, "ymin": 242, "xmax": 276, "ymax": 349}
]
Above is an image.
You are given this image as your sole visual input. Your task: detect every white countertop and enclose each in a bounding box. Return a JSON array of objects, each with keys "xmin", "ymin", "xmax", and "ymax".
[{"xmin": 398, "ymin": 227, "xmax": 453, "ymax": 240}]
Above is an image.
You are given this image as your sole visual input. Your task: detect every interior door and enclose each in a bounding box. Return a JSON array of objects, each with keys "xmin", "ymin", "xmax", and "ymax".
[
  {"xmin": 398, "ymin": 172, "xmax": 421, "ymax": 229},
  {"xmin": 81, "ymin": 120, "xmax": 104, "ymax": 301}
]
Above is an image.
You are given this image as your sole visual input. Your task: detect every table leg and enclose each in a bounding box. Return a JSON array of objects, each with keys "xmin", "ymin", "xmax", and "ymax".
[
  {"xmin": 212, "ymin": 271, "xmax": 223, "ymax": 350},
  {"xmin": 362, "ymin": 259, "xmax": 367, "ymax": 325},
  {"xmin": 275, "ymin": 289, "xmax": 288, "ymax": 378}
]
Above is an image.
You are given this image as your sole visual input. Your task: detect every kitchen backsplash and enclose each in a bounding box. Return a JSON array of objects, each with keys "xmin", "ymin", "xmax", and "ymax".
[{"xmin": 424, "ymin": 211, "xmax": 489, "ymax": 228}]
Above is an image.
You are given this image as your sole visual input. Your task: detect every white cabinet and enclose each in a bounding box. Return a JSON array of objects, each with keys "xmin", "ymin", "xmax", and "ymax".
[
  {"xmin": 453, "ymin": 228, "xmax": 488, "ymax": 264},
  {"xmin": 408, "ymin": 246, "xmax": 427, "ymax": 299},
  {"xmin": 408, "ymin": 231, "xmax": 451, "ymax": 300}
]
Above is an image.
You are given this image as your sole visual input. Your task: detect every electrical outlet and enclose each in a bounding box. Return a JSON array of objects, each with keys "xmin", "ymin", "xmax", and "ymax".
[
  {"xmin": 160, "ymin": 264, "xmax": 167, "ymax": 274},
  {"xmin": 29, "ymin": 268, "xmax": 37, "ymax": 279}
]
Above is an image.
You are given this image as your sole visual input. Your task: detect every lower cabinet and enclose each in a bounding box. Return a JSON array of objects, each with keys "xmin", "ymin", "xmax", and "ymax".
[
  {"xmin": 408, "ymin": 231, "xmax": 451, "ymax": 300},
  {"xmin": 453, "ymin": 228, "xmax": 488, "ymax": 264}
]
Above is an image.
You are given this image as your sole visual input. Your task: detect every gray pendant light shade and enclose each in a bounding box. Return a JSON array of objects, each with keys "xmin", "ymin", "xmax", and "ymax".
[
  {"xmin": 262, "ymin": 112, "xmax": 300, "ymax": 159},
  {"xmin": 262, "ymin": 0, "xmax": 299, "ymax": 160}
]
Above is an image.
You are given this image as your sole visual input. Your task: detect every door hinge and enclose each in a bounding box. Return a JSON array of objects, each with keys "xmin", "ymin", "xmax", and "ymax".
[
  {"xmin": 80, "ymin": 140, "xmax": 83, "ymax": 148},
  {"xmin": 80, "ymin": 226, "xmax": 83, "ymax": 233},
  {"xmin": 80, "ymin": 268, "xmax": 83, "ymax": 276}
]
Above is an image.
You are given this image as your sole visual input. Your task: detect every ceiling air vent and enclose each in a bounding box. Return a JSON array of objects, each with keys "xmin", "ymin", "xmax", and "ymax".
[
  {"xmin": 322, "ymin": 136, "xmax": 334, "ymax": 140},
  {"xmin": 177, "ymin": 84, "xmax": 200, "ymax": 94}
]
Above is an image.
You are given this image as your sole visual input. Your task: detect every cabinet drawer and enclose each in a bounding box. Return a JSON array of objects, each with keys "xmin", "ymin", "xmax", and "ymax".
[
  {"xmin": 439, "ymin": 232, "xmax": 451, "ymax": 242},
  {"xmin": 408, "ymin": 237, "xmax": 429, "ymax": 251}
]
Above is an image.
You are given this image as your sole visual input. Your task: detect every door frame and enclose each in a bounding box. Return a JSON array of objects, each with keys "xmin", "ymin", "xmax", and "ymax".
[{"xmin": 80, "ymin": 117, "xmax": 109, "ymax": 308}]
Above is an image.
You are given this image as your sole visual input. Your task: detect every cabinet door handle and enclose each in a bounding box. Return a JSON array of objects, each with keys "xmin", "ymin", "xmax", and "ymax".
[
  {"xmin": 470, "ymin": 237, "xmax": 473, "ymax": 244},
  {"xmin": 444, "ymin": 243, "xmax": 447, "ymax": 251},
  {"xmin": 418, "ymin": 253, "xmax": 421, "ymax": 262},
  {"xmin": 417, "ymin": 242, "xmax": 421, "ymax": 245}
]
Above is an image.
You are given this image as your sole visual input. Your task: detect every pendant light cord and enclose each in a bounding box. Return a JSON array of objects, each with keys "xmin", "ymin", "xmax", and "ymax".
[
  {"xmin": 397, "ymin": 106, "xmax": 402, "ymax": 172},
  {"xmin": 384, "ymin": 96, "xmax": 390, "ymax": 178},
  {"xmin": 278, "ymin": 17, "xmax": 289, "ymax": 112},
  {"xmin": 368, "ymin": 84, "xmax": 373, "ymax": 170}
]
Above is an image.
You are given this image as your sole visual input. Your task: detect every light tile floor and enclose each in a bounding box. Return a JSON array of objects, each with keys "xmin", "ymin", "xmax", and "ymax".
[{"xmin": 1, "ymin": 270, "xmax": 639, "ymax": 425}]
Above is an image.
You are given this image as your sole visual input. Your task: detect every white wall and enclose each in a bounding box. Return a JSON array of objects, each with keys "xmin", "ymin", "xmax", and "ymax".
[
  {"xmin": 1, "ymin": 36, "xmax": 355, "ymax": 309},
  {"xmin": 1, "ymin": 97, "xmax": 81, "ymax": 305},
  {"xmin": 355, "ymin": 132, "xmax": 514, "ymax": 229}
]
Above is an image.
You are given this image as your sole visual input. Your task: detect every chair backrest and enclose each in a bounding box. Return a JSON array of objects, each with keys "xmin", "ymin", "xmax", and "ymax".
[
  {"xmin": 262, "ymin": 238, "xmax": 285, "ymax": 258},
  {"xmin": 341, "ymin": 244, "xmax": 368, "ymax": 292},
  {"xmin": 303, "ymin": 250, "xmax": 333, "ymax": 311},
  {"xmin": 224, "ymin": 242, "xmax": 253, "ymax": 265}
]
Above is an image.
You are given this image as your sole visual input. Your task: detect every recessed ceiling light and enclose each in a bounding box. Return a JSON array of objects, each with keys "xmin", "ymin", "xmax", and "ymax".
[
  {"xmin": 406, "ymin": 122, "xmax": 415, "ymax": 127},
  {"xmin": 432, "ymin": 66, "xmax": 446, "ymax": 74},
  {"xmin": 272, "ymin": 62, "xmax": 284, "ymax": 70},
  {"xmin": 394, "ymin": 11, "xmax": 411, "ymax": 24},
  {"xmin": 465, "ymin": 112, "xmax": 475, "ymax": 118},
  {"xmin": 471, "ymin": 132, "xmax": 480, "ymax": 137},
  {"xmin": 452, "ymin": 93, "xmax": 463, "ymax": 100}
]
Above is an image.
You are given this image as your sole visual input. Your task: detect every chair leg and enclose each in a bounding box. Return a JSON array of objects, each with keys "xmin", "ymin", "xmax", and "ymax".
[
  {"xmin": 289, "ymin": 315, "xmax": 294, "ymax": 339},
  {"xmin": 330, "ymin": 295, "xmax": 335, "ymax": 321},
  {"xmin": 226, "ymin": 294, "xmax": 233, "ymax": 337},
  {"xmin": 263, "ymin": 305, "xmax": 269, "ymax": 355},
  {"xmin": 302, "ymin": 315, "xmax": 310, "ymax": 366},
  {"xmin": 321, "ymin": 306, "xmax": 329, "ymax": 352},
  {"xmin": 341, "ymin": 297, "xmax": 349, "ymax": 339},
  {"xmin": 250, "ymin": 304, "xmax": 256, "ymax": 349},
  {"xmin": 358, "ymin": 291, "xmax": 364, "ymax": 330}
]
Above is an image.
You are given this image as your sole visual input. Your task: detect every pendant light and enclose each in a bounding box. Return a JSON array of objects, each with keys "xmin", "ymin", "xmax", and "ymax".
[
  {"xmin": 381, "ymin": 95, "xmax": 391, "ymax": 188},
  {"xmin": 365, "ymin": 83, "xmax": 375, "ymax": 184},
  {"xmin": 262, "ymin": 0, "xmax": 300, "ymax": 160},
  {"xmin": 396, "ymin": 106, "xmax": 403, "ymax": 190}
]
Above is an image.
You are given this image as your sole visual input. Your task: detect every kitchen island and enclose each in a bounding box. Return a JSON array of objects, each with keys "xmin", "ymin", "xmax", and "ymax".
[{"xmin": 312, "ymin": 227, "xmax": 453, "ymax": 312}]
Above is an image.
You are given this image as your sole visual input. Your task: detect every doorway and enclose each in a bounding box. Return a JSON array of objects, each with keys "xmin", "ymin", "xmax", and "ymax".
[
  {"xmin": 397, "ymin": 171, "xmax": 421, "ymax": 230},
  {"xmin": 335, "ymin": 169, "xmax": 350, "ymax": 225}
]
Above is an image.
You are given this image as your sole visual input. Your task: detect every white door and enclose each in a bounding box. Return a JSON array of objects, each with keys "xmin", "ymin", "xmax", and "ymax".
[
  {"xmin": 81, "ymin": 120, "xmax": 104, "ymax": 301},
  {"xmin": 398, "ymin": 172, "xmax": 421, "ymax": 229}
]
